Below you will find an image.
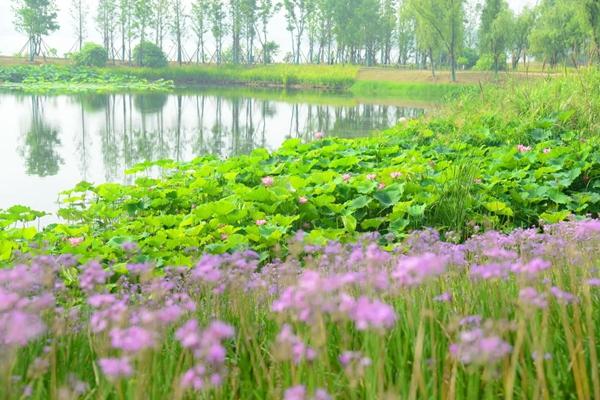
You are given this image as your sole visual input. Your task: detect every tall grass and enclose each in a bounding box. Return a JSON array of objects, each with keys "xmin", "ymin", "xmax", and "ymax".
[
  {"xmin": 349, "ymin": 80, "xmax": 473, "ymax": 101},
  {"xmin": 3, "ymin": 221, "xmax": 600, "ymax": 399},
  {"xmin": 108, "ymin": 64, "xmax": 360, "ymax": 89},
  {"xmin": 448, "ymin": 68, "xmax": 600, "ymax": 142}
]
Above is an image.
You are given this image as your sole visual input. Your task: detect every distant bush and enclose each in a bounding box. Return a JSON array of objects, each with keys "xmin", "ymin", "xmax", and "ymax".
[
  {"xmin": 72, "ymin": 43, "xmax": 108, "ymax": 67},
  {"xmin": 474, "ymin": 53, "xmax": 507, "ymax": 71},
  {"xmin": 133, "ymin": 42, "xmax": 168, "ymax": 68},
  {"xmin": 458, "ymin": 48, "xmax": 478, "ymax": 69}
]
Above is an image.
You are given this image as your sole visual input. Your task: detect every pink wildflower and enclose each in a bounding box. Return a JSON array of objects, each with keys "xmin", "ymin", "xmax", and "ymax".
[
  {"xmin": 98, "ymin": 357, "xmax": 133, "ymax": 380},
  {"xmin": 261, "ymin": 176, "xmax": 274, "ymax": 187},
  {"xmin": 67, "ymin": 237, "xmax": 84, "ymax": 246}
]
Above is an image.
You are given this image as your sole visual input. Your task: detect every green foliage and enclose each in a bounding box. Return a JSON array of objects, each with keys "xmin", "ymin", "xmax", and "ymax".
[
  {"xmin": 0, "ymin": 65, "xmax": 173, "ymax": 93},
  {"xmin": 349, "ymin": 80, "xmax": 472, "ymax": 100},
  {"xmin": 530, "ymin": 0, "xmax": 591, "ymax": 67},
  {"xmin": 3, "ymin": 72, "xmax": 600, "ymax": 266},
  {"xmin": 12, "ymin": 0, "xmax": 59, "ymax": 61},
  {"xmin": 474, "ymin": 53, "xmax": 507, "ymax": 71},
  {"xmin": 113, "ymin": 64, "xmax": 359, "ymax": 89},
  {"xmin": 71, "ymin": 43, "xmax": 108, "ymax": 67},
  {"xmin": 132, "ymin": 41, "xmax": 169, "ymax": 68}
]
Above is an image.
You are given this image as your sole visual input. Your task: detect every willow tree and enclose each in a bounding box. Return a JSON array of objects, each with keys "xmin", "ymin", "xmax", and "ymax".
[
  {"xmin": 12, "ymin": 0, "xmax": 59, "ymax": 61},
  {"xmin": 409, "ymin": 0, "xmax": 465, "ymax": 81},
  {"xmin": 530, "ymin": 0, "xmax": 589, "ymax": 68}
]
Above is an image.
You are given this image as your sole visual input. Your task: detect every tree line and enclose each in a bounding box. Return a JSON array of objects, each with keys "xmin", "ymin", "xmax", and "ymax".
[{"xmin": 11, "ymin": 0, "xmax": 600, "ymax": 79}]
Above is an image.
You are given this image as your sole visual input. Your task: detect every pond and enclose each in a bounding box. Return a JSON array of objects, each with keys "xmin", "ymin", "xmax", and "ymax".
[{"xmin": 0, "ymin": 87, "xmax": 433, "ymax": 214}]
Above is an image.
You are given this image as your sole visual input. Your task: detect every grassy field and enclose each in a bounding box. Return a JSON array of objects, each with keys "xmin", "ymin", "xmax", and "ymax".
[{"xmin": 0, "ymin": 55, "xmax": 554, "ymax": 88}]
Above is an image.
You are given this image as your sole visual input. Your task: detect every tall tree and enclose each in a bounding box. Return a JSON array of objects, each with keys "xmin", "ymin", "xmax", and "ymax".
[
  {"xmin": 530, "ymin": 0, "xmax": 589, "ymax": 68},
  {"xmin": 479, "ymin": 0, "xmax": 510, "ymax": 72},
  {"xmin": 479, "ymin": 0, "xmax": 503, "ymax": 46},
  {"xmin": 191, "ymin": 0, "xmax": 209, "ymax": 63},
  {"xmin": 409, "ymin": 0, "xmax": 442, "ymax": 76},
  {"xmin": 241, "ymin": 0, "xmax": 258, "ymax": 63},
  {"xmin": 97, "ymin": 0, "xmax": 117, "ymax": 60},
  {"xmin": 153, "ymin": 0, "xmax": 170, "ymax": 50},
  {"xmin": 380, "ymin": 0, "xmax": 397, "ymax": 64},
  {"xmin": 510, "ymin": 6, "xmax": 534, "ymax": 69},
  {"xmin": 396, "ymin": 0, "xmax": 416, "ymax": 65},
  {"xmin": 283, "ymin": 0, "xmax": 315, "ymax": 63},
  {"xmin": 230, "ymin": 0, "xmax": 243, "ymax": 64},
  {"xmin": 12, "ymin": 0, "xmax": 59, "ymax": 61},
  {"xmin": 584, "ymin": 0, "xmax": 600, "ymax": 62},
  {"xmin": 409, "ymin": 0, "xmax": 465, "ymax": 81},
  {"xmin": 118, "ymin": 0, "xmax": 135, "ymax": 63},
  {"xmin": 133, "ymin": 0, "xmax": 153, "ymax": 61},
  {"xmin": 170, "ymin": 0, "xmax": 186, "ymax": 64},
  {"xmin": 70, "ymin": 0, "xmax": 88, "ymax": 51},
  {"xmin": 256, "ymin": 0, "xmax": 281, "ymax": 64},
  {"xmin": 208, "ymin": 0, "xmax": 228, "ymax": 63}
]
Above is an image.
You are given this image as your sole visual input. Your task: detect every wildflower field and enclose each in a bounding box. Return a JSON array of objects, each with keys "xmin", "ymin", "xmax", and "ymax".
[
  {"xmin": 4, "ymin": 221, "xmax": 600, "ymax": 399},
  {"xmin": 2, "ymin": 71, "xmax": 600, "ymax": 399}
]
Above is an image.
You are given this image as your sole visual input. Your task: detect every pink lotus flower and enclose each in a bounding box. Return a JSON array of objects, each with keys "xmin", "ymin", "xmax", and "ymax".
[
  {"xmin": 543, "ymin": 148, "xmax": 551, "ymax": 154},
  {"xmin": 517, "ymin": 144, "xmax": 531, "ymax": 153},
  {"xmin": 261, "ymin": 176, "xmax": 274, "ymax": 187},
  {"xmin": 377, "ymin": 183, "xmax": 386, "ymax": 190},
  {"xmin": 256, "ymin": 219, "xmax": 267, "ymax": 226},
  {"xmin": 298, "ymin": 196, "xmax": 308, "ymax": 205},
  {"xmin": 390, "ymin": 171, "xmax": 402, "ymax": 179},
  {"xmin": 314, "ymin": 131, "xmax": 325, "ymax": 139},
  {"xmin": 67, "ymin": 237, "xmax": 84, "ymax": 246},
  {"xmin": 367, "ymin": 174, "xmax": 377, "ymax": 181},
  {"xmin": 342, "ymin": 173, "xmax": 351, "ymax": 182}
]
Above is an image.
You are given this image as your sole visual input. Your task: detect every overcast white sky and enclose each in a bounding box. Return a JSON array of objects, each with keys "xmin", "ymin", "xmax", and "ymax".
[{"xmin": 0, "ymin": 0, "xmax": 536, "ymax": 58}]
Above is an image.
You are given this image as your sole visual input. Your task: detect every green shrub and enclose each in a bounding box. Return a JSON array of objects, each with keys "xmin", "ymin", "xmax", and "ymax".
[
  {"xmin": 72, "ymin": 43, "xmax": 108, "ymax": 67},
  {"xmin": 132, "ymin": 42, "xmax": 169, "ymax": 68},
  {"xmin": 474, "ymin": 53, "xmax": 507, "ymax": 71}
]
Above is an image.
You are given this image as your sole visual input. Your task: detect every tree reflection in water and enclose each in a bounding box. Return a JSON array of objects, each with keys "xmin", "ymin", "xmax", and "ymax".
[
  {"xmin": 19, "ymin": 96, "xmax": 64, "ymax": 177},
  {"xmin": 17, "ymin": 91, "xmax": 426, "ymax": 183}
]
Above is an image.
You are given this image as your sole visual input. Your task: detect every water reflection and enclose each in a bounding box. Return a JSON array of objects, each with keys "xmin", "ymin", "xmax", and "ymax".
[
  {"xmin": 1, "ymin": 90, "xmax": 427, "ymax": 212},
  {"xmin": 19, "ymin": 96, "xmax": 63, "ymax": 177}
]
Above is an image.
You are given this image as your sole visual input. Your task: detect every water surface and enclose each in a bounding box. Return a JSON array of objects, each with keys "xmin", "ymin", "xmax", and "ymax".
[{"xmin": 0, "ymin": 88, "xmax": 431, "ymax": 214}]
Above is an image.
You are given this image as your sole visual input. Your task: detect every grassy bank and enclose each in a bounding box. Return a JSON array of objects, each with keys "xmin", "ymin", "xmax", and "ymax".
[
  {"xmin": 0, "ymin": 63, "xmax": 476, "ymax": 98},
  {"xmin": 116, "ymin": 64, "xmax": 359, "ymax": 89},
  {"xmin": 349, "ymin": 80, "xmax": 471, "ymax": 100}
]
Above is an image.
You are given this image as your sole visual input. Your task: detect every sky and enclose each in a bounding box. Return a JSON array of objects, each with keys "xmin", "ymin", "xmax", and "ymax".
[{"xmin": 0, "ymin": 0, "xmax": 537, "ymax": 58}]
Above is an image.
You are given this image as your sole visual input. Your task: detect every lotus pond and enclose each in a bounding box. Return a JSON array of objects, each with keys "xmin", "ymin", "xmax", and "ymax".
[{"xmin": 0, "ymin": 89, "xmax": 428, "ymax": 216}]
